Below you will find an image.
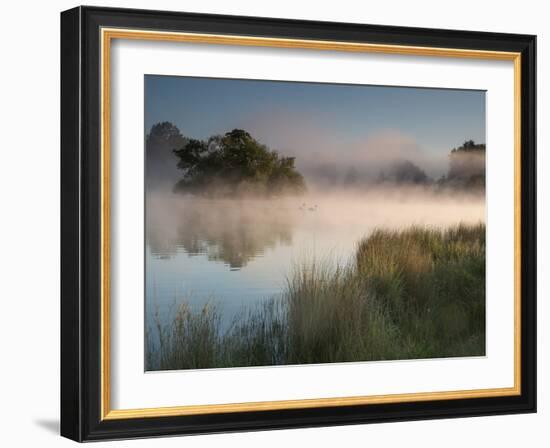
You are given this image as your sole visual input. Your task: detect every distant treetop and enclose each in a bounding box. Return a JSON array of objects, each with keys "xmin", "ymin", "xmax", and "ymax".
[
  {"xmin": 446, "ymin": 140, "xmax": 486, "ymax": 190},
  {"xmin": 377, "ymin": 159, "xmax": 429, "ymax": 185},
  {"xmin": 146, "ymin": 122, "xmax": 188, "ymax": 188},
  {"xmin": 451, "ymin": 140, "xmax": 486, "ymax": 153},
  {"xmin": 147, "ymin": 122, "xmax": 186, "ymax": 145}
]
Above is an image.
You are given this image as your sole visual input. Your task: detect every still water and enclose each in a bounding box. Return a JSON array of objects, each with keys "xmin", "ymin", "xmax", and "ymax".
[{"xmin": 145, "ymin": 190, "xmax": 485, "ymax": 334}]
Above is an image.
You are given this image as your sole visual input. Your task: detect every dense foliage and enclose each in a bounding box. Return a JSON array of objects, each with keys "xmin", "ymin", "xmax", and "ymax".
[{"xmin": 173, "ymin": 129, "xmax": 306, "ymax": 197}]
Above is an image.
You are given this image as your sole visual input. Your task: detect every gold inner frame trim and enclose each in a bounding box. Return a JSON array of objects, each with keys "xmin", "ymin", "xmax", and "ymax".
[{"xmin": 100, "ymin": 27, "xmax": 522, "ymax": 421}]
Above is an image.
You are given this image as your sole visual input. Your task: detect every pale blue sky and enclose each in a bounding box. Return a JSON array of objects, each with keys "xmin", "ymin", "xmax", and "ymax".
[{"xmin": 145, "ymin": 75, "xmax": 485, "ymax": 175}]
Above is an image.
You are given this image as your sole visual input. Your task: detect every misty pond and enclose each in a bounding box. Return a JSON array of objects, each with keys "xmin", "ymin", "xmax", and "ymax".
[
  {"xmin": 144, "ymin": 77, "xmax": 487, "ymax": 370},
  {"xmin": 145, "ymin": 190, "xmax": 485, "ymax": 340}
]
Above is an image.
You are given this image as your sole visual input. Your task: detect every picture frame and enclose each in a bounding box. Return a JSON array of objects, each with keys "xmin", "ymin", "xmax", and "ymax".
[{"xmin": 60, "ymin": 5, "xmax": 536, "ymax": 442}]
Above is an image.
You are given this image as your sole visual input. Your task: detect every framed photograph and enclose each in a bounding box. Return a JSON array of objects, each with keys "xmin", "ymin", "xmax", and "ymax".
[{"xmin": 60, "ymin": 6, "xmax": 536, "ymax": 441}]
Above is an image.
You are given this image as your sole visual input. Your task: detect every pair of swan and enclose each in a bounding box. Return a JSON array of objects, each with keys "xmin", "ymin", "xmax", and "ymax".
[{"xmin": 298, "ymin": 203, "xmax": 318, "ymax": 212}]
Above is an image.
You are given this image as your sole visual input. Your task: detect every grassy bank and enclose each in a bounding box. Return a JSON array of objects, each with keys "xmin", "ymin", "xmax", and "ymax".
[{"xmin": 146, "ymin": 223, "xmax": 485, "ymax": 371}]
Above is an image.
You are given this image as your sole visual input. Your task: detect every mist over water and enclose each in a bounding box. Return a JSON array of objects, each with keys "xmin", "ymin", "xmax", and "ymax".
[{"xmin": 145, "ymin": 187, "xmax": 485, "ymax": 334}]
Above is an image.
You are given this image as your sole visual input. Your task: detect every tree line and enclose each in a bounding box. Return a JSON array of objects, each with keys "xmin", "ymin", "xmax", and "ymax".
[{"xmin": 146, "ymin": 122, "xmax": 485, "ymax": 195}]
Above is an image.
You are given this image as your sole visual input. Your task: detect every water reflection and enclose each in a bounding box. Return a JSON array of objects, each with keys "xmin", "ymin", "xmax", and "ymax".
[
  {"xmin": 145, "ymin": 190, "xmax": 487, "ymax": 338},
  {"xmin": 146, "ymin": 196, "xmax": 297, "ymax": 269}
]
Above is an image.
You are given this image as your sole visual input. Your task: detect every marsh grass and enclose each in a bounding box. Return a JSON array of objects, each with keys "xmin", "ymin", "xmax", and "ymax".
[{"xmin": 147, "ymin": 223, "xmax": 485, "ymax": 370}]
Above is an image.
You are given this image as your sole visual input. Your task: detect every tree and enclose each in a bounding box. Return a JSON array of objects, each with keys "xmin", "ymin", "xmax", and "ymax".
[
  {"xmin": 344, "ymin": 166, "xmax": 360, "ymax": 187},
  {"xmin": 448, "ymin": 140, "xmax": 486, "ymax": 182},
  {"xmin": 173, "ymin": 129, "xmax": 306, "ymax": 197},
  {"xmin": 146, "ymin": 122, "xmax": 188, "ymax": 187},
  {"xmin": 378, "ymin": 160, "xmax": 429, "ymax": 185}
]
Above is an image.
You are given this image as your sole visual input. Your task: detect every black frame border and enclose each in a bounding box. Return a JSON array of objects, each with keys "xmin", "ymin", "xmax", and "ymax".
[{"xmin": 61, "ymin": 6, "xmax": 536, "ymax": 442}]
